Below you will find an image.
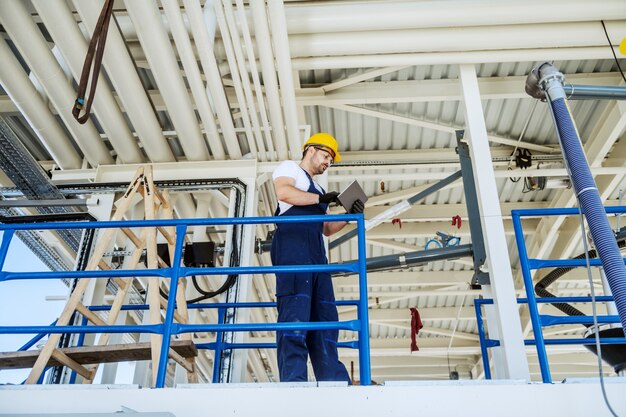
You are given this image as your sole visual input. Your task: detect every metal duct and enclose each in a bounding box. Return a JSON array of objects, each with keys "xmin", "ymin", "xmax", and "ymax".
[{"xmin": 0, "ymin": 117, "xmax": 81, "ymax": 259}]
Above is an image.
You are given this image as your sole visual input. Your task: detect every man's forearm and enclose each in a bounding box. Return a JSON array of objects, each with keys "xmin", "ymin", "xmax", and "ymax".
[
  {"xmin": 276, "ymin": 184, "xmax": 320, "ymax": 206},
  {"xmin": 323, "ymin": 220, "xmax": 348, "ymax": 236}
]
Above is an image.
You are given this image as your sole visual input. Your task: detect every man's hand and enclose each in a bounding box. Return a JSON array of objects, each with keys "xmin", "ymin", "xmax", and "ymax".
[
  {"xmin": 319, "ymin": 191, "xmax": 339, "ymax": 204},
  {"xmin": 349, "ymin": 199, "xmax": 365, "ymax": 214}
]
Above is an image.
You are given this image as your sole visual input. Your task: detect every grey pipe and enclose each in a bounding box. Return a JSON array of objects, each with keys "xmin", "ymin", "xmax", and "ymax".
[
  {"xmin": 353, "ymin": 243, "xmax": 473, "ymax": 275},
  {"xmin": 563, "ymin": 84, "xmax": 626, "ymax": 101}
]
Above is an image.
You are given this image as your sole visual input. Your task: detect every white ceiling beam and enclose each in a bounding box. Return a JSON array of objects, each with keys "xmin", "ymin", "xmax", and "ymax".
[
  {"xmin": 353, "ymin": 202, "xmax": 549, "ymax": 221},
  {"xmin": 362, "ymin": 182, "xmax": 463, "ymax": 207},
  {"xmin": 328, "ymin": 166, "xmax": 623, "ymax": 183},
  {"xmin": 339, "ymin": 147, "xmax": 517, "ymax": 165},
  {"xmin": 296, "ymin": 73, "xmax": 622, "ymax": 105},
  {"xmin": 338, "ymin": 288, "xmax": 481, "ymax": 299},
  {"xmin": 376, "ymin": 322, "xmax": 480, "ymax": 342},
  {"xmin": 321, "ymin": 66, "xmax": 409, "ymax": 93},
  {"xmin": 336, "ymin": 270, "xmax": 475, "ymax": 288},
  {"xmin": 339, "ymin": 307, "xmax": 476, "ymax": 322},
  {"xmin": 291, "ymin": 47, "xmax": 620, "ymax": 70},
  {"xmin": 4, "ymin": 73, "xmax": 619, "ymax": 115},
  {"xmin": 365, "ymin": 356, "xmax": 476, "ymax": 368},
  {"xmin": 320, "ymin": 103, "xmax": 556, "ymax": 153},
  {"xmin": 335, "ymin": 218, "xmax": 538, "ymax": 239}
]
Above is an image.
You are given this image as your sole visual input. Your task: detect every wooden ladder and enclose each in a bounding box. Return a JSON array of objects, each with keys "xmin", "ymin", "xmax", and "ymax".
[{"xmin": 24, "ymin": 165, "xmax": 197, "ymax": 386}]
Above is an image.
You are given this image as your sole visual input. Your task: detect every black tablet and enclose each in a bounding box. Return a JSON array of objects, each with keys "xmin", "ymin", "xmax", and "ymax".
[{"xmin": 337, "ymin": 180, "xmax": 368, "ymax": 212}]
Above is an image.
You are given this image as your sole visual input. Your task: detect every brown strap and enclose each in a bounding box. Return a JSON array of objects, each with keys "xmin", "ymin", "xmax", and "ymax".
[{"xmin": 72, "ymin": 0, "xmax": 115, "ymax": 124}]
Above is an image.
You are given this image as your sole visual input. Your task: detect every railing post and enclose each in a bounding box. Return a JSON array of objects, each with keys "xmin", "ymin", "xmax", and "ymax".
[
  {"xmin": 356, "ymin": 215, "xmax": 371, "ymax": 386},
  {"xmin": 512, "ymin": 212, "xmax": 551, "ymax": 383},
  {"xmin": 69, "ymin": 316, "xmax": 88, "ymax": 384},
  {"xmin": 212, "ymin": 307, "xmax": 227, "ymax": 383},
  {"xmin": 156, "ymin": 224, "xmax": 187, "ymax": 388},
  {"xmin": 474, "ymin": 301, "xmax": 492, "ymax": 380}
]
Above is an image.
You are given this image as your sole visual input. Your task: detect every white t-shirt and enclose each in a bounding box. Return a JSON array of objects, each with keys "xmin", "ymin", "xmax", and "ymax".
[{"xmin": 272, "ymin": 160, "xmax": 325, "ymax": 215}]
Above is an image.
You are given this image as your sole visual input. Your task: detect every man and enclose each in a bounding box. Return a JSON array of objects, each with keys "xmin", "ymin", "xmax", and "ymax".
[{"xmin": 270, "ymin": 133, "xmax": 364, "ymax": 383}]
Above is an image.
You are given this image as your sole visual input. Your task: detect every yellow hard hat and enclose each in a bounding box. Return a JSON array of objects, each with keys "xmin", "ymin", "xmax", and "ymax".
[{"xmin": 303, "ymin": 133, "xmax": 341, "ymax": 163}]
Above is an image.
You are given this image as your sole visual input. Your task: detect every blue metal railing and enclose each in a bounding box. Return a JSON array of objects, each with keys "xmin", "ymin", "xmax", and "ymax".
[
  {"xmin": 475, "ymin": 206, "xmax": 626, "ymax": 382},
  {"xmin": 0, "ymin": 214, "xmax": 371, "ymax": 387}
]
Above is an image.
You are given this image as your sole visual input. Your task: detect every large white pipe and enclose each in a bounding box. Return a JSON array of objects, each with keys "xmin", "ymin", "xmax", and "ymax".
[
  {"xmin": 161, "ymin": 0, "xmax": 225, "ymax": 160},
  {"xmin": 281, "ymin": 0, "xmax": 626, "ymax": 34},
  {"xmin": 286, "ymin": 21, "xmax": 626, "ymax": 58},
  {"xmin": 125, "ymin": 0, "xmax": 209, "ymax": 161},
  {"xmin": 266, "ymin": 1, "xmax": 301, "ymax": 159},
  {"xmin": 235, "ymin": 0, "xmax": 275, "ymax": 161},
  {"xmin": 214, "ymin": 0, "xmax": 259, "ymax": 159},
  {"xmin": 31, "ymin": 0, "xmax": 143, "ymax": 164},
  {"xmin": 73, "ymin": 0, "xmax": 174, "ymax": 163},
  {"xmin": 221, "ymin": 0, "xmax": 267, "ymax": 160},
  {"xmin": 182, "ymin": 0, "xmax": 242, "ymax": 159},
  {"xmin": 249, "ymin": 0, "xmax": 288, "ymax": 161},
  {"xmin": 0, "ymin": 1, "xmax": 113, "ymax": 167},
  {"xmin": 73, "ymin": 1, "xmax": 202, "ymax": 219},
  {"xmin": 112, "ymin": 0, "xmax": 626, "ymax": 37},
  {"xmin": 0, "ymin": 40, "xmax": 82, "ymax": 170}
]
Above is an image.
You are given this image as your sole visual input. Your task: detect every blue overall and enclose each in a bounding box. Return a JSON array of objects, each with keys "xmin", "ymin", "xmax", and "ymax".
[{"xmin": 270, "ymin": 169, "xmax": 350, "ymax": 383}]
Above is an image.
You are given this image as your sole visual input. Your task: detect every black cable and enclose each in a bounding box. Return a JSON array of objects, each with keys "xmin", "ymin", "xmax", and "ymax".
[
  {"xmin": 159, "ymin": 190, "xmax": 244, "ymax": 304},
  {"xmin": 600, "ymin": 20, "xmax": 626, "ymax": 84},
  {"xmin": 534, "ymin": 230, "xmax": 626, "ymax": 322}
]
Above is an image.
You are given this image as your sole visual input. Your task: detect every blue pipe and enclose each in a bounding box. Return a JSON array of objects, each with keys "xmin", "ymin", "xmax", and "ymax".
[
  {"xmin": 156, "ymin": 224, "xmax": 187, "ymax": 388},
  {"xmin": 212, "ymin": 308, "xmax": 227, "ymax": 383},
  {"xmin": 0, "ymin": 229, "xmax": 14, "ymax": 270},
  {"xmin": 474, "ymin": 302, "xmax": 492, "ymax": 380},
  {"xmin": 86, "ymin": 299, "xmax": 358, "ymax": 312},
  {"xmin": 512, "ymin": 214, "xmax": 552, "ymax": 382},
  {"xmin": 540, "ymin": 66, "xmax": 626, "ymax": 332},
  {"xmin": 18, "ymin": 319, "xmax": 57, "ymax": 351},
  {"xmin": 356, "ymin": 214, "xmax": 371, "ymax": 385}
]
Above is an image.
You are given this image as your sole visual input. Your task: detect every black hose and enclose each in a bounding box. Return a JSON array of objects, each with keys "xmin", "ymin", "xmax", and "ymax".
[
  {"xmin": 159, "ymin": 208, "xmax": 243, "ymax": 304},
  {"xmin": 534, "ymin": 228, "xmax": 626, "ymax": 326}
]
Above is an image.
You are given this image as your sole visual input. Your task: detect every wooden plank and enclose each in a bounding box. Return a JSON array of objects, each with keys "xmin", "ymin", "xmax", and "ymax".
[
  {"xmin": 144, "ymin": 165, "xmax": 162, "ymax": 387},
  {"xmin": 120, "ymin": 227, "xmax": 169, "ymax": 268},
  {"xmin": 75, "ymin": 303, "xmax": 106, "ymax": 326},
  {"xmin": 50, "ymin": 349, "xmax": 93, "ymax": 379},
  {"xmin": 168, "ymin": 347, "xmax": 194, "ymax": 373},
  {"xmin": 157, "ymin": 226, "xmax": 175, "ymax": 246},
  {"xmin": 0, "ymin": 340, "xmax": 198, "ymax": 370}
]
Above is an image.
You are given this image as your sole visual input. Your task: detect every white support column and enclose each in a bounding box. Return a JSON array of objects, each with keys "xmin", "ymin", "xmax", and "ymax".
[{"xmin": 458, "ymin": 64, "xmax": 530, "ymax": 381}]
